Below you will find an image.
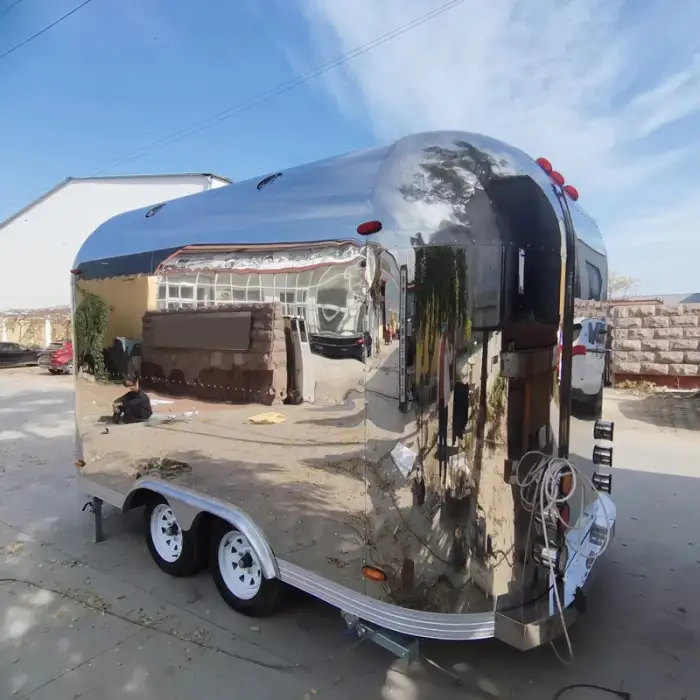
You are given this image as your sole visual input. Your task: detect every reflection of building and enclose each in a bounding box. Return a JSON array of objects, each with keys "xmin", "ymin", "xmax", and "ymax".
[
  {"xmin": 154, "ymin": 243, "xmax": 394, "ymax": 342},
  {"xmin": 0, "ymin": 173, "xmax": 230, "ymax": 312}
]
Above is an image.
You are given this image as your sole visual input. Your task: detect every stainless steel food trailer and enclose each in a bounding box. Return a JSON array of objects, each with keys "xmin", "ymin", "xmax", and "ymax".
[{"xmin": 71, "ymin": 131, "xmax": 616, "ymax": 654}]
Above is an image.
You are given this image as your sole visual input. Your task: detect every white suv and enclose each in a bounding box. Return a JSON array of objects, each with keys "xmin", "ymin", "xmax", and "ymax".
[{"xmin": 560, "ymin": 317, "xmax": 610, "ymax": 417}]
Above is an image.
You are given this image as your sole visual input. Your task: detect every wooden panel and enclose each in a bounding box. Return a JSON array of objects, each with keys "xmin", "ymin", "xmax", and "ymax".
[{"xmin": 143, "ymin": 311, "xmax": 252, "ymax": 352}]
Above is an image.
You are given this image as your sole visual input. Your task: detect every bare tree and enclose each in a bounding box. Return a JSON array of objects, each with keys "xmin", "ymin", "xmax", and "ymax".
[{"xmin": 608, "ymin": 272, "xmax": 639, "ymax": 299}]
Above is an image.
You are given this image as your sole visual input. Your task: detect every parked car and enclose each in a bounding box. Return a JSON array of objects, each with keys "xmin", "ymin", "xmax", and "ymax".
[
  {"xmin": 48, "ymin": 341, "xmax": 73, "ymax": 375},
  {"xmin": 38, "ymin": 342, "xmax": 64, "ymax": 368},
  {"xmin": 569, "ymin": 317, "xmax": 610, "ymax": 417},
  {"xmin": 0, "ymin": 342, "xmax": 41, "ymax": 368}
]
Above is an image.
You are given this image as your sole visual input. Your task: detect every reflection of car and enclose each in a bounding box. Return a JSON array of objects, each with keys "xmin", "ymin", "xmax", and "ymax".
[
  {"xmin": 0, "ymin": 342, "xmax": 41, "ymax": 367},
  {"xmin": 309, "ymin": 332, "xmax": 373, "ymax": 362},
  {"xmin": 568, "ymin": 317, "xmax": 609, "ymax": 416},
  {"xmin": 48, "ymin": 341, "xmax": 74, "ymax": 375},
  {"xmin": 38, "ymin": 342, "xmax": 64, "ymax": 368}
]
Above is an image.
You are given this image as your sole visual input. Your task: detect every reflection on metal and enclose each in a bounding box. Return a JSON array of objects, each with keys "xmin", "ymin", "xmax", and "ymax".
[
  {"xmin": 73, "ymin": 130, "xmax": 615, "ymax": 650},
  {"xmin": 399, "ymin": 264, "xmax": 408, "ymax": 412}
]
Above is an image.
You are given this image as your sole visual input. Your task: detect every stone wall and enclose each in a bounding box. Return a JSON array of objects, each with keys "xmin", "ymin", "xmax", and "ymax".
[
  {"xmin": 140, "ymin": 303, "xmax": 288, "ymax": 405},
  {"xmin": 575, "ymin": 299, "xmax": 700, "ymax": 388},
  {"xmin": 0, "ymin": 307, "xmax": 72, "ymax": 347}
]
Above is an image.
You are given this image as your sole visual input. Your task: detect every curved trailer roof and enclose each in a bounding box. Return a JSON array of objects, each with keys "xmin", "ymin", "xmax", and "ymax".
[{"xmin": 75, "ymin": 131, "xmax": 606, "ymax": 279}]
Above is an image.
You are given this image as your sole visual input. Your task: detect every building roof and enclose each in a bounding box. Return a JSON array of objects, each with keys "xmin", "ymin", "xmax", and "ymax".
[{"xmin": 0, "ymin": 173, "xmax": 232, "ymax": 231}]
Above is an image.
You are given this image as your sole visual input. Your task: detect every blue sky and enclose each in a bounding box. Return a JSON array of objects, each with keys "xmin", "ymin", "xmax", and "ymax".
[{"xmin": 1, "ymin": 0, "xmax": 698, "ymax": 293}]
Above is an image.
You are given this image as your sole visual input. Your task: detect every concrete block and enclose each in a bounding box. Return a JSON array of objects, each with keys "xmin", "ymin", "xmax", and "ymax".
[
  {"xmin": 609, "ymin": 305, "xmax": 627, "ymax": 318},
  {"xmin": 658, "ymin": 305, "xmax": 679, "ymax": 316},
  {"xmin": 640, "ymin": 362, "xmax": 669, "ymax": 375},
  {"xmin": 615, "ymin": 317, "xmax": 642, "ymax": 329},
  {"xmin": 654, "ymin": 351, "xmax": 684, "ymax": 364},
  {"xmin": 684, "ymin": 351, "xmax": 700, "ymax": 364},
  {"xmin": 654, "ymin": 328, "xmax": 684, "ymax": 339},
  {"xmin": 616, "ymin": 339, "xmax": 641, "ymax": 351},
  {"xmin": 670, "ymin": 339, "xmax": 700, "ymax": 351},
  {"xmin": 640, "ymin": 339, "xmax": 670, "ymax": 352},
  {"xmin": 669, "ymin": 364, "xmax": 700, "ymax": 376},
  {"xmin": 671, "ymin": 314, "xmax": 699, "ymax": 327},
  {"xmin": 684, "ymin": 327, "xmax": 700, "ymax": 338},
  {"xmin": 643, "ymin": 316, "xmax": 670, "ymax": 328},
  {"xmin": 627, "ymin": 328, "xmax": 654, "ymax": 340},
  {"xmin": 624, "ymin": 351, "xmax": 657, "ymax": 363},
  {"xmin": 627, "ymin": 305, "xmax": 659, "ymax": 318},
  {"xmin": 613, "ymin": 361, "xmax": 641, "ymax": 374}
]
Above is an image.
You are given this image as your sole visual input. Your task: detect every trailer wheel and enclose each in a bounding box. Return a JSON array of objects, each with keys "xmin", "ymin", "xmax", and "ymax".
[
  {"xmin": 144, "ymin": 498, "xmax": 203, "ymax": 577},
  {"xmin": 210, "ymin": 521, "xmax": 281, "ymax": 617}
]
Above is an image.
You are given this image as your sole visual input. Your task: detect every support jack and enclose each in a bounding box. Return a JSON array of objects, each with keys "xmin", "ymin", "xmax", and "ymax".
[
  {"xmin": 342, "ymin": 613, "xmax": 419, "ymax": 664},
  {"xmin": 82, "ymin": 497, "xmax": 105, "ymax": 543}
]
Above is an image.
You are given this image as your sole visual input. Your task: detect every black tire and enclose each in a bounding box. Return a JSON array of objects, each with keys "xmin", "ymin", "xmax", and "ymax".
[
  {"xmin": 209, "ymin": 520, "xmax": 281, "ymax": 617},
  {"xmin": 48, "ymin": 368, "xmax": 60, "ymax": 375},
  {"xmin": 593, "ymin": 389, "xmax": 604, "ymax": 419},
  {"xmin": 144, "ymin": 497, "xmax": 204, "ymax": 577}
]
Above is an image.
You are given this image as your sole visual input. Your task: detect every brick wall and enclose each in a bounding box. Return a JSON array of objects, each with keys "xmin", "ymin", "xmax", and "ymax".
[
  {"xmin": 575, "ymin": 299, "xmax": 700, "ymax": 388},
  {"xmin": 141, "ymin": 303, "xmax": 288, "ymax": 405}
]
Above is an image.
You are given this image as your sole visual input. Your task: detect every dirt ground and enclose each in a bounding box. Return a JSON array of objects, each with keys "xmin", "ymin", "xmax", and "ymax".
[{"xmin": 0, "ymin": 367, "xmax": 698, "ymax": 699}]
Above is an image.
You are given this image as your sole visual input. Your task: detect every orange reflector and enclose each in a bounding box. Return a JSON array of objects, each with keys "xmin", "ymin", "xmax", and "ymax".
[
  {"xmin": 362, "ymin": 566, "xmax": 387, "ymax": 582},
  {"xmin": 560, "ymin": 471, "xmax": 573, "ymax": 496}
]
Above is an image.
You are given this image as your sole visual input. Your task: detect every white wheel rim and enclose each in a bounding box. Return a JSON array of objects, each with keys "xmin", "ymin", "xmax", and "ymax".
[
  {"xmin": 150, "ymin": 503, "xmax": 183, "ymax": 563},
  {"xmin": 218, "ymin": 532, "xmax": 263, "ymax": 600}
]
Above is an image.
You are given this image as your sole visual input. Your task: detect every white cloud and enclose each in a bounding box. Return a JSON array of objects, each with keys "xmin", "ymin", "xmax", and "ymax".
[{"xmin": 297, "ymin": 0, "xmax": 699, "ymax": 293}]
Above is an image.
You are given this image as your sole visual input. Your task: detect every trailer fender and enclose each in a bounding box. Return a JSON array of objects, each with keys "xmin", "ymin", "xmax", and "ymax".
[{"xmin": 123, "ymin": 478, "xmax": 279, "ymax": 580}]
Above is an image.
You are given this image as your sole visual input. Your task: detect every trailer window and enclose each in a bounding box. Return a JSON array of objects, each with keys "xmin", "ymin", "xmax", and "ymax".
[
  {"xmin": 573, "ymin": 323, "xmax": 582, "ymax": 342},
  {"xmin": 586, "ymin": 262, "xmax": 603, "ymax": 301}
]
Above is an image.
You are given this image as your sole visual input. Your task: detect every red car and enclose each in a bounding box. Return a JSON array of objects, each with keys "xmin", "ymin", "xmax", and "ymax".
[{"xmin": 48, "ymin": 341, "xmax": 73, "ymax": 375}]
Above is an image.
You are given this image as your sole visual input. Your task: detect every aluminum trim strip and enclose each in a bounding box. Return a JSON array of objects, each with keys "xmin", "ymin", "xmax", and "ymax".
[{"xmin": 278, "ymin": 560, "xmax": 495, "ymax": 641}]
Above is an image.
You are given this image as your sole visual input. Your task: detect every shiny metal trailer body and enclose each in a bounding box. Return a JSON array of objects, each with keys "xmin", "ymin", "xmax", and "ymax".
[{"xmin": 72, "ymin": 131, "xmax": 616, "ymax": 651}]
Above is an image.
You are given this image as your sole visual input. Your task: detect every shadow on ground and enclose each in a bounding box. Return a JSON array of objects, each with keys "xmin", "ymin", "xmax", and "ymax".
[{"xmin": 616, "ymin": 391, "xmax": 700, "ymax": 431}]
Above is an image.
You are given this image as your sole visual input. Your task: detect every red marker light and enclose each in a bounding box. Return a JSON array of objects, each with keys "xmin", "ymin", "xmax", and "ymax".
[
  {"xmin": 70, "ymin": 269, "xmax": 82, "ymax": 275},
  {"xmin": 550, "ymin": 171, "xmax": 565, "ymax": 186},
  {"xmin": 572, "ymin": 345, "xmax": 587, "ymax": 357},
  {"xmin": 563, "ymin": 185, "xmax": 579, "ymax": 201},
  {"xmin": 536, "ymin": 157, "xmax": 553, "ymax": 174},
  {"xmin": 357, "ymin": 220, "xmax": 383, "ymax": 235}
]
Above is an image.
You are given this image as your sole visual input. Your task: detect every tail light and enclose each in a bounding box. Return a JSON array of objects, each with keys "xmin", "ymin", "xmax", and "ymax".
[
  {"xmin": 356, "ymin": 338, "xmax": 365, "ymax": 345},
  {"xmin": 572, "ymin": 345, "xmax": 587, "ymax": 357}
]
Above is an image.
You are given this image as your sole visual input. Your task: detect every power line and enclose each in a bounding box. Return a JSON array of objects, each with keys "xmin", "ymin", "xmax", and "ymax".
[
  {"xmin": 0, "ymin": 0, "xmax": 95, "ymax": 61},
  {"xmin": 1, "ymin": 0, "xmax": 27, "ymax": 18},
  {"xmin": 94, "ymin": 0, "xmax": 466, "ymax": 174}
]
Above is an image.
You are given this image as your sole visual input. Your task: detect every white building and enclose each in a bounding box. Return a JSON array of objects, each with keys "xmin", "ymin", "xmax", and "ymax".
[{"xmin": 0, "ymin": 173, "xmax": 231, "ymax": 311}]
